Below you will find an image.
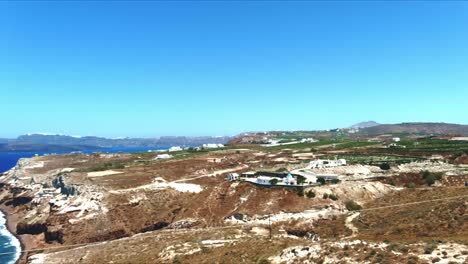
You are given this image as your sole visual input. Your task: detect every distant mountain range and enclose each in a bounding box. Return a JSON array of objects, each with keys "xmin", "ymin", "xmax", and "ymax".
[
  {"xmin": 2, "ymin": 122, "xmax": 467, "ymax": 152},
  {"xmin": 350, "ymin": 121, "xmax": 380, "ymax": 129},
  {"xmin": 358, "ymin": 122, "xmax": 468, "ymax": 135},
  {"xmin": 0, "ymin": 134, "xmax": 233, "ymax": 152}
]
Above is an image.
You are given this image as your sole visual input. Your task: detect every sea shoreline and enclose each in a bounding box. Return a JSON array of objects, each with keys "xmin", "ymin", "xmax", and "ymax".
[{"xmin": 0, "ymin": 205, "xmax": 28, "ymax": 264}]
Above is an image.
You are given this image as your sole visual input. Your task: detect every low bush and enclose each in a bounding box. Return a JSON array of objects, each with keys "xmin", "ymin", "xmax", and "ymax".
[
  {"xmin": 345, "ymin": 200, "xmax": 362, "ymax": 211},
  {"xmin": 306, "ymin": 191, "xmax": 316, "ymax": 198},
  {"xmin": 331, "ymin": 179, "xmax": 340, "ymax": 184},
  {"xmin": 380, "ymin": 163, "xmax": 391, "ymax": 170}
]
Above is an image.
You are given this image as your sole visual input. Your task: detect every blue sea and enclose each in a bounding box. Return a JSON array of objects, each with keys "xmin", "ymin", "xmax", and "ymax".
[
  {"xmin": 0, "ymin": 146, "xmax": 167, "ymax": 263},
  {"xmin": 0, "ymin": 211, "xmax": 20, "ymax": 264}
]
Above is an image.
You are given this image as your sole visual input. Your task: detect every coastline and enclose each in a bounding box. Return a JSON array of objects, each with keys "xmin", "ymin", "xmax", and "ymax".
[{"xmin": 0, "ymin": 205, "xmax": 28, "ymax": 264}]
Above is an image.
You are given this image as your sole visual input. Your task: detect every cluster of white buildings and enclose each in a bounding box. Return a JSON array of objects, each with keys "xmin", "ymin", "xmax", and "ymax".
[
  {"xmin": 168, "ymin": 146, "xmax": 183, "ymax": 152},
  {"xmin": 165, "ymin": 143, "xmax": 224, "ymax": 152},
  {"xmin": 308, "ymin": 159, "xmax": 347, "ymax": 169},
  {"xmin": 226, "ymin": 158, "xmax": 347, "ymax": 187},
  {"xmin": 263, "ymin": 137, "xmax": 318, "ymax": 147},
  {"xmin": 227, "ymin": 171, "xmax": 318, "ymax": 187},
  {"xmin": 300, "ymin": 138, "xmax": 318, "ymax": 143},
  {"xmin": 154, "ymin": 154, "xmax": 173, "ymax": 160},
  {"xmin": 203, "ymin": 143, "xmax": 224, "ymax": 149}
]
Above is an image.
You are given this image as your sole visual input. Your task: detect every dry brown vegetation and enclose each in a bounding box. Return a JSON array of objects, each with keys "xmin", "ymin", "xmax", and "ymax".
[{"xmin": 355, "ymin": 187, "xmax": 468, "ymax": 243}]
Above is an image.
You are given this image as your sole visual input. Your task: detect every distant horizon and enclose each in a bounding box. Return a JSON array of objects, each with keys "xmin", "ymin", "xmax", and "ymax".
[
  {"xmin": 1, "ymin": 120, "xmax": 467, "ymax": 139},
  {"xmin": 2, "ymin": 2, "xmax": 467, "ymax": 138}
]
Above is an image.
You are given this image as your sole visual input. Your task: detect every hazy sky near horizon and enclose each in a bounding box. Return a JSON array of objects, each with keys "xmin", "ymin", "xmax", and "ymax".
[{"xmin": 1, "ymin": 1, "xmax": 467, "ymax": 138}]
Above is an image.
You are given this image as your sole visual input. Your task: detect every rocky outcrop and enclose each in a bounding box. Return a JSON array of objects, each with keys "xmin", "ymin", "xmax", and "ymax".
[
  {"xmin": 140, "ymin": 221, "xmax": 169, "ymax": 233},
  {"xmin": 7, "ymin": 195, "xmax": 33, "ymax": 207},
  {"xmin": 87, "ymin": 229, "xmax": 129, "ymax": 243},
  {"xmin": 17, "ymin": 222, "xmax": 47, "ymax": 235},
  {"xmin": 45, "ymin": 225, "xmax": 64, "ymax": 243},
  {"xmin": 52, "ymin": 175, "xmax": 79, "ymax": 196},
  {"xmin": 168, "ymin": 219, "xmax": 200, "ymax": 229}
]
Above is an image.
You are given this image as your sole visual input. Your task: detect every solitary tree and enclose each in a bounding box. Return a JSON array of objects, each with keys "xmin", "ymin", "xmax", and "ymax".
[
  {"xmin": 331, "ymin": 178, "xmax": 340, "ymax": 184},
  {"xmin": 297, "ymin": 175, "xmax": 306, "ymax": 185},
  {"xmin": 379, "ymin": 163, "xmax": 391, "ymax": 170},
  {"xmin": 306, "ymin": 191, "xmax": 316, "ymax": 198},
  {"xmin": 317, "ymin": 177, "xmax": 326, "ymax": 185},
  {"xmin": 345, "ymin": 200, "xmax": 362, "ymax": 211}
]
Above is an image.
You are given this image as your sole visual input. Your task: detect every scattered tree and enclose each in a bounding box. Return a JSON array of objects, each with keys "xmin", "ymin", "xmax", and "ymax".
[
  {"xmin": 328, "ymin": 194, "xmax": 339, "ymax": 201},
  {"xmin": 331, "ymin": 178, "xmax": 340, "ymax": 184},
  {"xmin": 421, "ymin": 170, "xmax": 443, "ymax": 186},
  {"xmin": 345, "ymin": 200, "xmax": 362, "ymax": 211},
  {"xmin": 317, "ymin": 177, "xmax": 326, "ymax": 185},
  {"xmin": 269, "ymin": 178, "xmax": 278, "ymax": 185},
  {"xmin": 306, "ymin": 191, "xmax": 315, "ymax": 198},
  {"xmin": 379, "ymin": 163, "xmax": 391, "ymax": 170},
  {"xmin": 322, "ymin": 193, "xmax": 329, "ymax": 199},
  {"xmin": 297, "ymin": 175, "xmax": 306, "ymax": 185}
]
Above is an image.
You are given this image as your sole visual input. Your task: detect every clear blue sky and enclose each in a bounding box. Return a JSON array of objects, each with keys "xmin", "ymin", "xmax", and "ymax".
[{"xmin": 1, "ymin": 1, "xmax": 467, "ymax": 138}]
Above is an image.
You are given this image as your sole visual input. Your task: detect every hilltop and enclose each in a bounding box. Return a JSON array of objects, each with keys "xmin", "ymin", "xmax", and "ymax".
[
  {"xmin": 350, "ymin": 121, "xmax": 380, "ymax": 129},
  {"xmin": 358, "ymin": 122, "xmax": 468, "ymax": 135},
  {"xmin": 0, "ymin": 128, "xmax": 467, "ymax": 263},
  {"xmin": 0, "ymin": 134, "xmax": 233, "ymax": 152},
  {"xmin": 228, "ymin": 122, "xmax": 468, "ymax": 146}
]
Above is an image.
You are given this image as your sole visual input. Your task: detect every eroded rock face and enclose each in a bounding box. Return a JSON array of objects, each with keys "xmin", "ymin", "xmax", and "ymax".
[
  {"xmin": 87, "ymin": 229, "xmax": 129, "ymax": 243},
  {"xmin": 168, "ymin": 219, "xmax": 200, "ymax": 229},
  {"xmin": 140, "ymin": 221, "xmax": 169, "ymax": 233},
  {"xmin": 8, "ymin": 194, "xmax": 33, "ymax": 207},
  {"xmin": 52, "ymin": 174, "xmax": 79, "ymax": 196},
  {"xmin": 45, "ymin": 225, "xmax": 64, "ymax": 243},
  {"xmin": 17, "ymin": 222, "xmax": 47, "ymax": 235}
]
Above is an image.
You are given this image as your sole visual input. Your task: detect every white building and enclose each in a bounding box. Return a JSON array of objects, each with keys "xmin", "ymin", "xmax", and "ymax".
[
  {"xmin": 154, "ymin": 154, "xmax": 173, "ymax": 160},
  {"xmin": 300, "ymin": 138, "xmax": 317, "ymax": 143},
  {"xmin": 168, "ymin": 146, "xmax": 183, "ymax": 152},
  {"xmin": 392, "ymin": 137, "xmax": 401, "ymax": 142},
  {"xmin": 283, "ymin": 173, "xmax": 296, "ymax": 185},
  {"xmin": 226, "ymin": 173, "xmax": 239, "ymax": 181},
  {"xmin": 316, "ymin": 174, "xmax": 339, "ymax": 181},
  {"xmin": 241, "ymin": 171, "xmax": 257, "ymax": 178},
  {"xmin": 203, "ymin": 143, "xmax": 224, "ymax": 149},
  {"xmin": 294, "ymin": 170, "xmax": 317, "ymax": 184},
  {"xmin": 256, "ymin": 176, "xmax": 280, "ymax": 185},
  {"xmin": 308, "ymin": 159, "xmax": 346, "ymax": 169}
]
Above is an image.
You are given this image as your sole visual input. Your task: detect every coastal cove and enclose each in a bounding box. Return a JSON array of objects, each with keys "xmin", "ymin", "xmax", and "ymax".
[
  {"xmin": 0, "ymin": 147, "xmax": 171, "ymax": 173},
  {"xmin": 0, "ymin": 146, "xmax": 166, "ymax": 264},
  {"xmin": 0, "ymin": 210, "xmax": 21, "ymax": 264}
]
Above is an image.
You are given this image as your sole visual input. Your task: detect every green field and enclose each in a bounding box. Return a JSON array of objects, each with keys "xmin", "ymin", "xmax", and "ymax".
[{"xmin": 325, "ymin": 153, "xmax": 425, "ymax": 165}]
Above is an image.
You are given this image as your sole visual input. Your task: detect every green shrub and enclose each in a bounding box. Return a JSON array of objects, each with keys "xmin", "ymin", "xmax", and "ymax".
[
  {"xmin": 297, "ymin": 175, "xmax": 306, "ymax": 185},
  {"xmin": 407, "ymin": 182, "xmax": 416, "ymax": 188},
  {"xmin": 331, "ymin": 178, "xmax": 340, "ymax": 184},
  {"xmin": 380, "ymin": 163, "xmax": 391, "ymax": 170},
  {"xmin": 345, "ymin": 200, "xmax": 362, "ymax": 211},
  {"xmin": 421, "ymin": 170, "xmax": 443, "ymax": 186},
  {"xmin": 317, "ymin": 178, "xmax": 326, "ymax": 185},
  {"xmin": 269, "ymin": 178, "xmax": 278, "ymax": 185},
  {"xmin": 306, "ymin": 191, "xmax": 316, "ymax": 198},
  {"xmin": 328, "ymin": 194, "xmax": 339, "ymax": 201},
  {"xmin": 322, "ymin": 193, "xmax": 329, "ymax": 199},
  {"xmin": 424, "ymin": 242, "xmax": 438, "ymax": 254}
]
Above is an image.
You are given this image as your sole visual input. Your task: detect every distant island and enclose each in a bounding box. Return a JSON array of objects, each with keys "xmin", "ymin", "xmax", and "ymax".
[{"xmin": 0, "ymin": 134, "xmax": 233, "ymax": 152}]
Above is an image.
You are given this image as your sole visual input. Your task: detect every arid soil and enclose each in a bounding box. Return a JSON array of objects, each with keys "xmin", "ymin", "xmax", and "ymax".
[{"xmin": 0, "ymin": 141, "xmax": 467, "ymax": 264}]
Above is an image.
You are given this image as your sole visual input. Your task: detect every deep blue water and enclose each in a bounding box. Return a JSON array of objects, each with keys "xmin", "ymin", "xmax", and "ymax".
[
  {"xmin": 0, "ymin": 146, "xmax": 167, "ymax": 263},
  {"xmin": 0, "ymin": 146, "xmax": 168, "ymax": 173},
  {"xmin": 0, "ymin": 211, "xmax": 20, "ymax": 264}
]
